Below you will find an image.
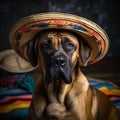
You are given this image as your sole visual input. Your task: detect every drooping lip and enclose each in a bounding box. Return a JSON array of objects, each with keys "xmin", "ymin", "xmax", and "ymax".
[
  {"xmin": 58, "ymin": 67, "xmax": 72, "ymax": 84},
  {"xmin": 45, "ymin": 66, "xmax": 72, "ymax": 84}
]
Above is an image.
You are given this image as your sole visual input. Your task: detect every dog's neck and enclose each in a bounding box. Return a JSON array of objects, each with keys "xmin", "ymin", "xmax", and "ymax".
[
  {"xmin": 72, "ymin": 68, "xmax": 89, "ymax": 92},
  {"xmin": 44, "ymin": 67, "xmax": 89, "ymax": 105},
  {"xmin": 38, "ymin": 68, "xmax": 90, "ymax": 118}
]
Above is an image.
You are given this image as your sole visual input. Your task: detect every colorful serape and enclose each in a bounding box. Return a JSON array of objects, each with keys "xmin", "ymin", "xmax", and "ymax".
[
  {"xmin": 0, "ymin": 88, "xmax": 32, "ymax": 119},
  {"xmin": 0, "ymin": 73, "xmax": 120, "ymax": 119}
]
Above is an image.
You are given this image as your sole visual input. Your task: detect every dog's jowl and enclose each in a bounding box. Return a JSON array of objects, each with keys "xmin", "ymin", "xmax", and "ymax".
[
  {"xmin": 10, "ymin": 13, "xmax": 119, "ymax": 120},
  {"xmin": 27, "ymin": 30, "xmax": 119, "ymax": 120}
]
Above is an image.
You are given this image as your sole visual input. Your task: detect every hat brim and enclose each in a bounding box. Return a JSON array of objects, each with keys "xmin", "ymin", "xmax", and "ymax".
[
  {"xmin": 10, "ymin": 12, "xmax": 109, "ymax": 66},
  {"xmin": 0, "ymin": 49, "xmax": 38, "ymax": 73}
]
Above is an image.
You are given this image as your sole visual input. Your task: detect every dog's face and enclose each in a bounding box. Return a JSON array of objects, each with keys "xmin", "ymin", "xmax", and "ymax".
[
  {"xmin": 37, "ymin": 30, "xmax": 80, "ymax": 84},
  {"xmin": 25, "ymin": 30, "xmax": 91, "ymax": 84}
]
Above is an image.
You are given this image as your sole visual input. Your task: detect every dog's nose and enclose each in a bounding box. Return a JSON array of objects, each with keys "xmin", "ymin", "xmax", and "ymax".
[{"xmin": 54, "ymin": 55, "xmax": 66, "ymax": 67}]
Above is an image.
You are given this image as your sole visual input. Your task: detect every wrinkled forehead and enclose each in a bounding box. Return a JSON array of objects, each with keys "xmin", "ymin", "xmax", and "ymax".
[{"xmin": 39, "ymin": 30, "xmax": 79, "ymax": 45}]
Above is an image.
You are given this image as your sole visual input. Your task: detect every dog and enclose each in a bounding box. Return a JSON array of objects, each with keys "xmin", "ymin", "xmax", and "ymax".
[{"xmin": 25, "ymin": 29, "xmax": 119, "ymax": 120}]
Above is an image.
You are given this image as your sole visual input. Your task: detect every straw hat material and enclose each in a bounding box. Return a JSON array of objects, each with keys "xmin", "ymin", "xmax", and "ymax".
[
  {"xmin": 9, "ymin": 12, "xmax": 109, "ymax": 66},
  {"xmin": 0, "ymin": 49, "xmax": 37, "ymax": 73}
]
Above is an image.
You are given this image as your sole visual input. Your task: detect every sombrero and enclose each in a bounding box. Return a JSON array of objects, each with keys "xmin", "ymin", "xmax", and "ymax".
[
  {"xmin": 0, "ymin": 49, "xmax": 37, "ymax": 73},
  {"xmin": 10, "ymin": 12, "xmax": 109, "ymax": 66}
]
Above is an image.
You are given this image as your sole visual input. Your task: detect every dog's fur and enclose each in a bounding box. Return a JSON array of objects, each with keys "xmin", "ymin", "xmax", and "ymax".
[{"xmin": 25, "ymin": 29, "xmax": 119, "ymax": 120}]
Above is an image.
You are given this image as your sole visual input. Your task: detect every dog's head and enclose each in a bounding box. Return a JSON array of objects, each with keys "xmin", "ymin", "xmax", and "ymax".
[{"xmin": 24, "ymin": 29, "xmax": 91, "ymax": 84}]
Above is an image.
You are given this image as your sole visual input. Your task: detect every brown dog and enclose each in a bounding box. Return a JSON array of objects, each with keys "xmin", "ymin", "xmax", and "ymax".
[{"xmin": 26, "ymin": 29, "xmax": 119, "ymax": 120}]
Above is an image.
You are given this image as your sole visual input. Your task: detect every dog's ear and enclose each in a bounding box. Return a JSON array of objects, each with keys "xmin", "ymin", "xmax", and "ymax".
[
  {"xmin": 79, "ymin": 40, "xmax": 91, "ymax": 66},
  {"xmin": 24, "ymin": 38, "xmax": 38, "ymax": 67}
]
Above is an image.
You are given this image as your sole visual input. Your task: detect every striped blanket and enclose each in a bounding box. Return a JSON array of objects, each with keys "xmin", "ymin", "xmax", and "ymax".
[{"xmin": 0, "ymin": 73, "xmax": 120, "ymax": 119}]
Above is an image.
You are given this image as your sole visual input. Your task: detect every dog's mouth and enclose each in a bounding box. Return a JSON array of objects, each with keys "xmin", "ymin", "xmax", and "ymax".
[
  {"xmin": 45, "ymin": 62, "xmax": 72, "ymax": 84},
  {"xmin": 52, "ymin": 67, "xmax": 71, "ymax": 83}
]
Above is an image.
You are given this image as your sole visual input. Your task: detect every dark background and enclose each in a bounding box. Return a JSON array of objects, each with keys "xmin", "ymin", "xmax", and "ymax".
[{"xmin": 0, "ymin": 0, "xmax": 120, "ymax": 58}]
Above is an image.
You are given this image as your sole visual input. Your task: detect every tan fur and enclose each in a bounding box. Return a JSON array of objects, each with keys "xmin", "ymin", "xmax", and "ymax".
[{"xmin": 28, "ymin": 31, "xmax": 119, "ymax": 120}]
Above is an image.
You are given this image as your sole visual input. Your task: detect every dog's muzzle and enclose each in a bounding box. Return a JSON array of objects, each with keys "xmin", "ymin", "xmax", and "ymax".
[
  {"xmin": 45, "ymin": 53, "xmax": 72, "ymax": 84},
  {"xmin": 52, "ymin": 54, "xmax": 66, "ymax": 67}
]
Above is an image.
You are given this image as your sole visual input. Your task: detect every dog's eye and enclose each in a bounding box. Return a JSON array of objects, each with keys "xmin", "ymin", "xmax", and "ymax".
[
  {"xmin": 43, "ymin": 38, "xmax": 52, "ymax": 49},
  {"xmin": 62, "ymin": 38, "xmax": 75, "ymax": 51}
]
